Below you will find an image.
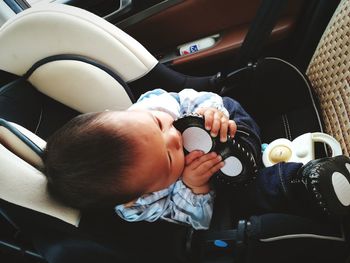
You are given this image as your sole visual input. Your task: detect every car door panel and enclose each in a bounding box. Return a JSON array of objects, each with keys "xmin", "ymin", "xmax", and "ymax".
[
  {"xmin": 121, "ymin": 0, "xmax": 306, "ymax": 71},
  {"xmin": 171, "ymin": 16, "xmax": 295, "ymax": 67},
  {"xmin": 26, "ymin": 0, "xmax": 307, "ymax": 73}
]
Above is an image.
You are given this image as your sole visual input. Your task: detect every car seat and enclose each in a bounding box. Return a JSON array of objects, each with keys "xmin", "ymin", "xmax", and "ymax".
[{"xmin": 0, "ymin": 2, "xmax": 349, "ymax": 263}]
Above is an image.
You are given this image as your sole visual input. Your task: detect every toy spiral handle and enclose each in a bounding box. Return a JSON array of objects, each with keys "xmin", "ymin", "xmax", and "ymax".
[{"xmin": 312, "ymin": 132, "xmax": 342, "ymax": 157}]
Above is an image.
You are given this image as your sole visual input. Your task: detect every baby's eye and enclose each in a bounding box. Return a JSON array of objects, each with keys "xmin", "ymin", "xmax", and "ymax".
[
  {"xmin": 168, "ymin": 151, "xmax": 172, "ymax": 165},
  {"xmin": 156, "ymin": 117, "xmax": 163, "ymax": 130}
]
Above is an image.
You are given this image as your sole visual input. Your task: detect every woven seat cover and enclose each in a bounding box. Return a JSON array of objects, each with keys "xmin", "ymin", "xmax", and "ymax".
[{"xmin": 307, "ymin": 0, "xmax": 350, "ymax": 156}]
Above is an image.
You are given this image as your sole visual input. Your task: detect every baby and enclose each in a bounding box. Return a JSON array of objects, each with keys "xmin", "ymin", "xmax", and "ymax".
[{"xmin": 43, "ymin": 88, "xmax": 350, "ymax": 230}]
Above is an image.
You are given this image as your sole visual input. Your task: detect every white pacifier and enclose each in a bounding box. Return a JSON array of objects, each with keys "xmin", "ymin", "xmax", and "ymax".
[{"xmin": 262, "ymin": 132, "xmax": 342, "ymax": 167}]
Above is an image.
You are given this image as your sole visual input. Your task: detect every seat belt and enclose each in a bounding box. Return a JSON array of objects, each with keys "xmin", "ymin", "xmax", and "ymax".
[
  {"xmin": 234, "ymin": 0, "xmax": 289, "ymax": 68},
  {"xmin": 219, "ymin": 0, "xmax": 289, "ymax": 95}
]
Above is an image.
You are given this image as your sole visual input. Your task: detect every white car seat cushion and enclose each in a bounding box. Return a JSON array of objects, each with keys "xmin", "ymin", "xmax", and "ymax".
[
  {"xmin": 28, "ymin": 59, "xmax": 134, "ymax": 113},
  {"xmin": 0, "ymin": 3, "xmax": 158, "ymax": 82},
  {"xmin": 0, "ymin": 121, "xmax": 80, "ymax": 226}
]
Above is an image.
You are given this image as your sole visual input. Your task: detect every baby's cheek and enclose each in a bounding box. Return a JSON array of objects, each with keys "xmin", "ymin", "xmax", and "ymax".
[{"xmin": 176, "ymin": 154, "xmax": 186, "ymax": 177}]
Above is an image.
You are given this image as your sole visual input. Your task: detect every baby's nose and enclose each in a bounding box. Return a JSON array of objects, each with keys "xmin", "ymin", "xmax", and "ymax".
[{"xmin": 169, "ymin": 127, "xmax": 182, "ymax": 150}]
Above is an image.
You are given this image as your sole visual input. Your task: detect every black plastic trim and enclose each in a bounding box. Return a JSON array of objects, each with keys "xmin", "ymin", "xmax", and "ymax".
[
  {"xmin": 0, "ymin": 240, "xmax": 44, "ymax": 259},
  {"xmin": 116, "ymin": 0, "xmax": 183, "ymax": 29},
  {"xmin": 0, "ymin": 70, "xmax": 20, "ymax": 87},
  {"xmin": 129, "ymin": 62, "xmax": 221, "ymax": 99},
  {"xmin": 15, "ymin": 0, "xmax": 30, "ymax": 9},
  {"xmin": 3, "ymin": 0, "xmax": 23, "ymax": 14},
  {"xmin": 0, "ymin": 118, "xmax": 43, "ymax": 157},
  {"xmin": 23, "ymin": 54, "xmax": 135, "ymax": 103},
  {"xmin": 0, "ymin": 78, "xmax": 24, "ymax": 95}
]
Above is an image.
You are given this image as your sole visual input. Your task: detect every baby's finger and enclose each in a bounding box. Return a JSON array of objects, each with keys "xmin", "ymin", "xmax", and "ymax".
[
  {"xmin": 194, "ymin": 154, "xmax": 223, "ymax": 173},
  {"xmin": 189, "ymin": 152, "xmax": 218, "ymax": 170},
  {"xmin": 201, "ymin": 161, "xmax": 225, "ymax": 178},
  {"xmin": 228, "ymin": 120, "xmax": 237, "ymax": 138},
  {"xmin": 185, "ymin": 150, "xmax": 204, "ymax": 165},
  {"xmin": 219, "ymin": 117, "xmax": 229, "ymax": 142},
  {"xmin": 203, "ymin": 110, "xmax": 214, "ymax": 130},
  {"xmin": 210, "ymin": 111, "xmax": 222, "ymax": 137}
]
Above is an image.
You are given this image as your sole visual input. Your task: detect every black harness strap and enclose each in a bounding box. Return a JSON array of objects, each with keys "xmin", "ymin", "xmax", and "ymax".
[{"xmin": 234, "ymin": 0, "xmax": 289, "ymax": 68}]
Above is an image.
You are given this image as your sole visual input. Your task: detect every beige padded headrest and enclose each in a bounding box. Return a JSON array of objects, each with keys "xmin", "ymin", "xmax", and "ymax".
[
  {"xmin": 0, "ymin": 3, "xmax": 158, "ymax": 82},
  {"xmin": 28, "ymin": 60, "xmax": 134, "ymax": 113},
  {"xmin": 307, "ymin": 0, "xmax": 350, "ymax": 156},
  {"xmin": 0, "ymin": 122, "xmax": 80, "ymax": 226},
  {"xmin": 0, "ymin": 3, "xmax": 160, "ymax": 112},
  {"xmin": 0, "ymin": 122, "xmax": 46, "ymax": 168}
]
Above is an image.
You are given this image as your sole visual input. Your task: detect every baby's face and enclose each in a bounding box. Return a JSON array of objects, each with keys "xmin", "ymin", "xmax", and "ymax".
[{"xmin": 108, "ymin": 110, "xmax": 185, "ymax": 194}]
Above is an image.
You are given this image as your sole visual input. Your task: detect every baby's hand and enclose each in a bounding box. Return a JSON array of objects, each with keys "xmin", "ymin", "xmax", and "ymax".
[
  {"xmin": 182, "ymin": 150, "xmax": 224, "ymax": 194},
  {"xmin": 196, "ymin": 107, "xmax": 236, "ymax": 142}
]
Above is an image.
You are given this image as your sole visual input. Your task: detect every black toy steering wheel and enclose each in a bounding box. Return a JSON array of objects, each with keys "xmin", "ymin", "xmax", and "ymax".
[{"xmin": 174, "ymin": 114, "xmax": 259, "ymax": 186}]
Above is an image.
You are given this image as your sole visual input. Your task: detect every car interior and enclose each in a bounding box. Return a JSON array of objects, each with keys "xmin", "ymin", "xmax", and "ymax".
[{"xmin": 0, "ymin": 0, "xmax": 349, "ymax": 262}]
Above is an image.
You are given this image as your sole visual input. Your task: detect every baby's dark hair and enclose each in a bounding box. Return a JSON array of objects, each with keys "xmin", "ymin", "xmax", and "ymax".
[{"xmin": 43, "ymin": 111, "xmax": 139, "ymax": 209}]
